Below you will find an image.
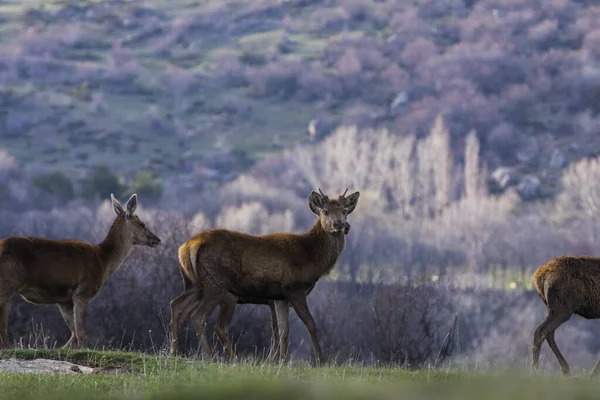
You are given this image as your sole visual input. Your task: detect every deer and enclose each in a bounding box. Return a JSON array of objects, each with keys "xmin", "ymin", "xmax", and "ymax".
[
  {"xmin": 171, "ymin": 222, "xmax": 351, "ymax": 362},
  {"xmin": 169, "ymin": 188, "xmax": 359, "ymax": 366},
  {"xmin": 0, "ymin": 193, "xmax": 161, "ymax": 349},
  {"xmin": 532, "ymin": 255, "xmax": 600, "ymax": 376}
]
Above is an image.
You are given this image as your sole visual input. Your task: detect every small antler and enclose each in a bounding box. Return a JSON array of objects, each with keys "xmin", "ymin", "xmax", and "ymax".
[
  {"xmin": 318, "ymin": 188, "xmax": 326, "ymax": 197},
  {"xmin": 341, "ymin": 188, "xmax": 348, "ymax": 198}
]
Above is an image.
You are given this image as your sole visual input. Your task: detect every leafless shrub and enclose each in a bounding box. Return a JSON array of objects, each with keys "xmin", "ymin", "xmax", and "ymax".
[
  {"xmin": 297, "ymin": 64, "xmax": 338, "ymax": 102},
  {"xmin": 188, "ymin": 211, "xmax": 211, "ymax": 233},
  {"xmin": 464, "ymin": 129, "xmax": 487, "ymax": 199},
  {"xmin": 215, "ymin": 202, "xmax": 295, "ymax": 235},
  {"xmin": 161, "ymin": 66, "xmax": 199, "ymax": 100},
  {"xmin": 246, "ymin": 59, "xmax": 302, "ymax": 97},
  {"xmin": 311, "ymin": 7, "xmax": 350, "ymax": 33},
  {"xmin": 220, "ymin": 174, "xmax": 306, "ymax": 211},
  {"xmin": 437, "ymin": 196, "xmax": 511, "ymax": 271},
  {"xmin": 222, "ymin": 304, "xmax": 274, "ymax": 359},
  {"xmin": 214, "ymin": 53, "xmax": 247, "ymax": 87},
  {"xmin": 555, "ymin": 157, "xmax": 600, "ymax": 220},
  {"xmin": 105, "ymin": 41, "xmax": 140, "ymax": 83},
  {"xmin": 309, "ymin": 284, "xmax": 363, "ymax": 361},
  {"xmin": 284, "ymin": 120, "xmax": 459, "ymax": 221},
  {"xmin": 15, "ymin": 24, "xmax": 90, "ymax": 58},
  {"xmin": 366, "ymin": 284, "xmax": 453, "ymax": 367},
  {"xmin": 334, "ymin": 48, "xmax": 362, "ymax": 77}
]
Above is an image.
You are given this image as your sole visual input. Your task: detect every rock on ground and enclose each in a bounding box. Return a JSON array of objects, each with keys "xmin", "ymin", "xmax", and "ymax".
[{"xmin": 0, "ymin": 358, "xmax": 129, "ymax": 374}]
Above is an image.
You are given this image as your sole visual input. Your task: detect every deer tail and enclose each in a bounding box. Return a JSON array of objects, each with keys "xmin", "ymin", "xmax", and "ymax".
[
  {"xmin": 178, "ymin": 242, "xmax": 198, "ymax": 285},
  {"xmin": 532, "ymin": 266, "xmax": 549, "ymax": 305}
]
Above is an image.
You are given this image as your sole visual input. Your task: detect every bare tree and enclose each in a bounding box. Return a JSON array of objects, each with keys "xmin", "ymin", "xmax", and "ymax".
[{"xmin": 464, "ymin": 129, "xmax": 487, "ymax": 199}]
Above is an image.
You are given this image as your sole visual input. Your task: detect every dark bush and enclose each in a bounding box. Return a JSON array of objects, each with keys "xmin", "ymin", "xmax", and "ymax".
[
  {"xmin": 127, "ymin": 170, "xmax": 163, "ymax": 203},
  {"xmin": 31, "ymin": 171, "xmax": 74, "ymax": 201},
  {"xmin": 80, "ymin": 165, "xmax": 124, "ymax": 200}
]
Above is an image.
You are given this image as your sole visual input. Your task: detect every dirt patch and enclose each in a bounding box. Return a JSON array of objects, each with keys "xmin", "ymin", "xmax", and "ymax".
[{"xmin": 0, "ymin": 358, "xmax": 131, "ymax": 374}]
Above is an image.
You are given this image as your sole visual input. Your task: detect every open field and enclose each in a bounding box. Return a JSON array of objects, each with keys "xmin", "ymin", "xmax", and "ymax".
[{"xmin": 0, "ymin": 349, "xmax": 596, "ymax": 400}]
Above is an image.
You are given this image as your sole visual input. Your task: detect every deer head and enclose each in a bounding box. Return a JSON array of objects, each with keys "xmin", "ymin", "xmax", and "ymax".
[
  {"xmin": 111, "ymin": 193, "xmax": 161, "ymax": 247},
  {"xmin": 309, "ymin": 188, "xmax": 360, "ymax": 234}
]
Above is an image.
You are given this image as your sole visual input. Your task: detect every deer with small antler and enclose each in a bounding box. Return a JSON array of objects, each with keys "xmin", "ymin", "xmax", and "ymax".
[
  {"xmin": 0, "ymin": 194, "xmax": 160, "ymax": 349},
  {"xmin": 170, "ymin": 188, "xmax": 359, "ymax": 365}
]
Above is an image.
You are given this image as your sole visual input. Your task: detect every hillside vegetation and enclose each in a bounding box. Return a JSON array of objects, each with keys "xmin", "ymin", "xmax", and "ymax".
[{"xmin": 1, "ymin": 0, "xmax": 600, "ymax": 199}]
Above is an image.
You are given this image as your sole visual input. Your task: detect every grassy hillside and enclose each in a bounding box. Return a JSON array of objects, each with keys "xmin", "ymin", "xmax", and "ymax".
[
  {"xmin": 0, "ymin": 349, "xmax": 598, "ymax": 400},
  {"xmin": 0, "ymin": 0, "xmax": 320, "ymax": 179},
  {"xmin": 2, "ymin": 0, "xmax": 600, "ymax": 200}
]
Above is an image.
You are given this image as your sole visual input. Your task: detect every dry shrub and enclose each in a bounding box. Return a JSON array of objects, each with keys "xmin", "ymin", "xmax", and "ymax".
[
  {"xmin": 222, "ymin": 304, "xmax": 274, "ymax": 359},
  {"xmin": 245, "ymin": 59, "xmax": 302, "ymax": 98},
  {"xmin": 216, "ymin": 202, "xmax": 295, "ymax": 235},
  {"xmin": 366, "ymin": 284, "xmax": 452, "ymax": 367},
  {"xmin": 310, "ymin": 283, "xmax": 365, "ymax": 362},
  {"xmin": 555, "ymin": 157, "xmax": 600, "ymax": 220}
]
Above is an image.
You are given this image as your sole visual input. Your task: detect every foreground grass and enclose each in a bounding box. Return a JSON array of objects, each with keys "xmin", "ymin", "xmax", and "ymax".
[{"xmin": 0, "ymin": 349, "xmax": 597, "ymax": 399}]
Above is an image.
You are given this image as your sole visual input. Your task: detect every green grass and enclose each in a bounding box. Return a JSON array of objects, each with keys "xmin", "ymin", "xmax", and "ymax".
[{"xmin": 0, "ymin": 349, "xmax": 598, "ymax": 399}]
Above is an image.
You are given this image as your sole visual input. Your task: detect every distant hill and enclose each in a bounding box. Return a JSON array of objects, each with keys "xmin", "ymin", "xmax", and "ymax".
[{"xmin": 1, "ymin": 0, "xmax": 600, "ymax": 200}]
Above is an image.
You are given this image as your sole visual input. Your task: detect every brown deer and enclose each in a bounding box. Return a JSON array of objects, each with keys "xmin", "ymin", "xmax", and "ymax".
[
  {"xmin": 0, "ymin": 193, "xmax": 160, "ymax": 349},
  {"xmin": 532, "ymin": 256, "xmax": 600, "ymax": 376},
  {"xmin": 170, "ymin": 188, "xmax": 359, "ymax": 366},
  {"xmin": 172, "ymin": 221, "xmax": 349, "ymax": 362}
]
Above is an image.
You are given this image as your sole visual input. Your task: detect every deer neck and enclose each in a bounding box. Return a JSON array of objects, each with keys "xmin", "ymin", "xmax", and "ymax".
[
  {"xmin": 98, "ymin": 216, "xmax": 134, "ymax": 279},
  {"xmin": 307, "ymin": 220, "xmax": 346, "ymax": 277}
]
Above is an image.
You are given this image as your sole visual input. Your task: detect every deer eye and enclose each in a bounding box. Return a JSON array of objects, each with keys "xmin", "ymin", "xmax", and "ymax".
[{"xmin": 322, "ymin": 209, "xmax": 329, "ymax": 216}]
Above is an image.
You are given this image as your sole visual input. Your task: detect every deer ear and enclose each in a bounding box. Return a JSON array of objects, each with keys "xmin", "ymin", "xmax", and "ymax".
[
  {"xmin": 309, "ymin": 191, "xmax": 324, "ymax": 215},
  {"xmin": 125, "ymin": 193, "xmax": 138, "ymax": 215},
  {"xmin": 343, "ymin": 191, "xmax": 360, "ymax": 215},
  {"xmin": 111, "ymin": 194, "xmax": 125, "ymax": 216}
]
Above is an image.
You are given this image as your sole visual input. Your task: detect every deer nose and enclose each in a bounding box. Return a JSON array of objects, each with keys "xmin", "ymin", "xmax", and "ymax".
[{"xmin": 334, "ymin": 221, "xmax": 345, "ymax": 230}]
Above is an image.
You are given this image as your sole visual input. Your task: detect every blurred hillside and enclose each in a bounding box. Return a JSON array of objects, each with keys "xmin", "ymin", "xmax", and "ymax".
[{"xmin": 2, "ymin": 0, "xmax": 600, "ymax": 200}]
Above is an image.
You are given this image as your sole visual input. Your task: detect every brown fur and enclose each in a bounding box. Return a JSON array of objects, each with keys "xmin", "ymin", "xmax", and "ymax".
[
  {"xmin": 0, "ymin": 194, "xmax": 160, "ymax": 349},
  {"xmin": 175, "ymin": 242, "xmax": 285, "ymax": 361},
  {"xmin": 532, "ymin": 255, "xmax": 600, "ymax": 376},
  {"xmin": 170, "ymin": 189, "xmax": 359, "ymax": 366}
]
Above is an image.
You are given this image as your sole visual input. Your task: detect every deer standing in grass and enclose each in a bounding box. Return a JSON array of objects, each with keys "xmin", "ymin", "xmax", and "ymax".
[
  {"xmin": 0, "ymin": 193, "xmax": 160, "ymax": 349},
  {"xmin": 171, "ymin": 222, "xmax": 350, "ymax": 362},
  {"xmin": 170, "ymin": 188, "xmax": 359, "ymax": 366},
  {"xmin": 532, "ymin": 256, "xmax": 600, "ymax": 376}
]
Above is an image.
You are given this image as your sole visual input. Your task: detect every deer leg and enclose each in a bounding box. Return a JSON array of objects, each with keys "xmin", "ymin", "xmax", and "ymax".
[
  {"xmin": 532, "ymin": 309, "xmax": 570, "ymax": 374},
  {"xmin": 72, "ymin": 296, "xmax": 89, "ymax": 349},
  {"xmin": 190, "ymin": 285, "xmax": 226, "ymax": 362},
  {"xmin": 185, "ymin": 300, "xmax": 214, "ymax": 360},
  {"xmin": 57, "ymin": 302, "xmax": 76, "ymax": 349},
  {"xmin": 287, "ymin": 294, "xmax": 322, "ymax": 367},
  {"xmin": 266, "ymin": 301, "xmax": 281, "ymax": 362},
  {"xmin": 169, "ymin": 288, "xmax": 199, "ymax": 356},
  {"xmin": 0, "ymin": 297, "xmax": 13, "ymax": 348},
  {"xmin": 546, "ymin": 331, "xmax": 570, "ymax": 375},
  {"xmin": 215, "ymin": 293, "xmax": 238, "ymax": 363},
  {"xmin": 273, "ymin": 300, "xmax": 289, "ymax": 363}
]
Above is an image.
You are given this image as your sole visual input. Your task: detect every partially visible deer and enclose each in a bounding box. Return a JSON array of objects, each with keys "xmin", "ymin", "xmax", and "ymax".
[
  {"xmin": 0, "ymin": 193, "xmax": 160, "ymax": 349},
  {"xmin": 170, "ymin": 189, "xmax": 359, "ymax": 366},
  {"xmin": 172, "ymin": 221, "xmax": 350, "ymax": 362},
  {"xmin": 532, "ymin": 255, "xmax": 600, "ymax": 376}
]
